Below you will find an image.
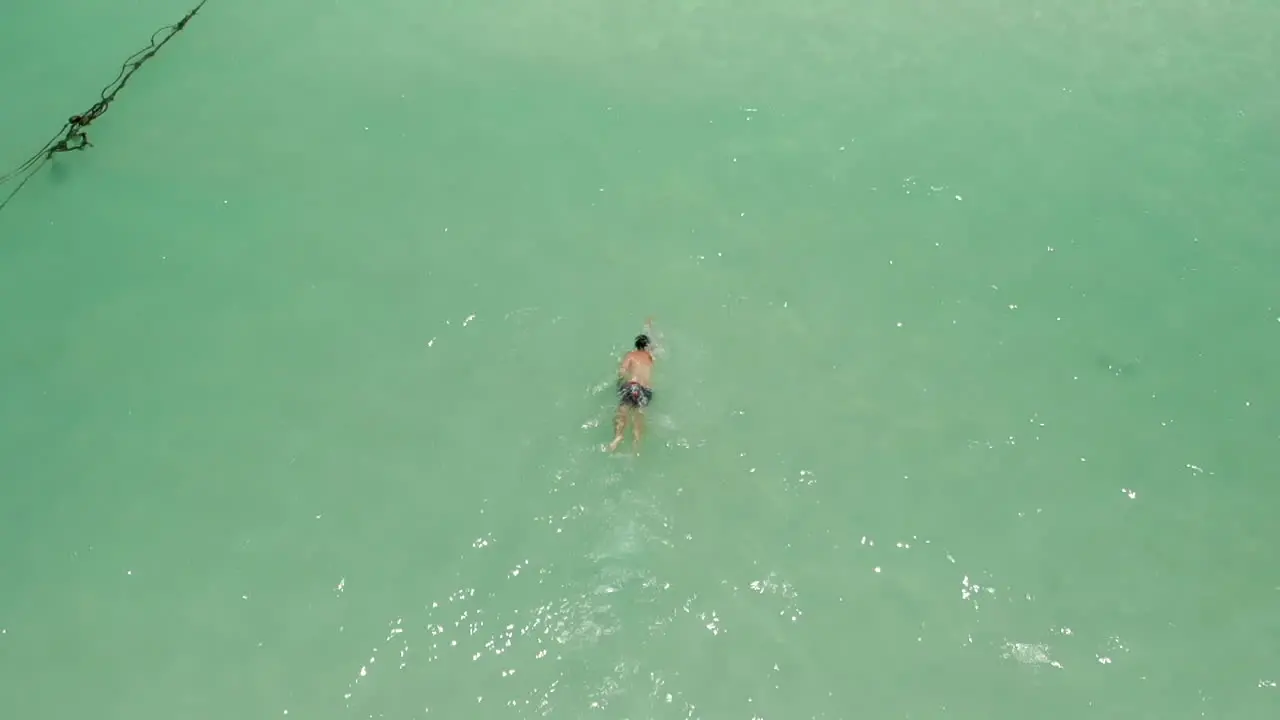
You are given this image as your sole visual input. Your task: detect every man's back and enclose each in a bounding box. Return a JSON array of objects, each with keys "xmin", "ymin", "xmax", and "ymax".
[{"xmin": 621, "ymin": 349, "xmax": 654, "ymax": 387}]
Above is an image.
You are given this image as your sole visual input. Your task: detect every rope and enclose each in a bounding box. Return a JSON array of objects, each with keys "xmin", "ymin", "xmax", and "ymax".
[{"xmin": 0, "ymin": 0, "xmax": 209, "ymax": 216}]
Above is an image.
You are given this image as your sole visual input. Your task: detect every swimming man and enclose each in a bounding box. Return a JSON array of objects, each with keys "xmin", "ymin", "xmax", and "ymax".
[{"xmin": 608, "ymin": 320, "xmax": 656, "ymax": 453}]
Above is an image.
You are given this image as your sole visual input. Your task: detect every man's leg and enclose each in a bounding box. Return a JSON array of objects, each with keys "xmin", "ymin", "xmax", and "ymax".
[
  {"xmin": 608, "ymin": 405, "xmax": 629, "ymax": 452},
  {"xmin": 631, "ymin": 408, "xmax": 645, "ymax": 452}
]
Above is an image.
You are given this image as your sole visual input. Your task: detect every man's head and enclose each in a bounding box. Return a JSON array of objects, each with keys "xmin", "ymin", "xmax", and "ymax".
[{"xmin": 634, "ymin": 334, "xmax": 651, "ymax": 351}]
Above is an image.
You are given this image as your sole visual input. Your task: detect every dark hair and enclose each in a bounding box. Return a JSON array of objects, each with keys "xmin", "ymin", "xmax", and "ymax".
[{"xmin": 634, "ymin": 334, "xmax": 650, "ymax": 350}]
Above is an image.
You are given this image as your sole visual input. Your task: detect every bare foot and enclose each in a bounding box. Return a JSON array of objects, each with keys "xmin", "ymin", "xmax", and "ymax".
[{"xmin": 607, "ymin": 435, "xmax": 623, "ymax": 452}]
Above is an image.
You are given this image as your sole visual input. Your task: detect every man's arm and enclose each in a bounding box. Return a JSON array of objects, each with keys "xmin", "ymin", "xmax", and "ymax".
[{"xmin": 645, "ymin": 317, "xmax": 662, "ymax": 357}]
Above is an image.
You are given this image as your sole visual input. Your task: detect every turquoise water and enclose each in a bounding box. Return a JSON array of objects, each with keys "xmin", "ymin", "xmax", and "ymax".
[{"xmin": 3, "ymin": 1, "xmax": 1279, "ymax": 718}]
